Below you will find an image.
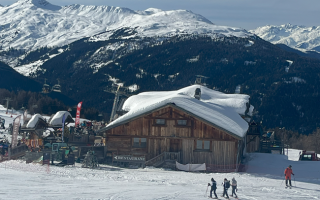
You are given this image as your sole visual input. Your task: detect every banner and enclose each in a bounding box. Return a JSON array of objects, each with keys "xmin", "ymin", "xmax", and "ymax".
[
  {"xmin": 11, "ymin": 115, "xmax": 21, "ymax": 148},
  {"xmin": 75, "ymin": 102, "xmax": 82, "ymax": 127},
  {"xmin": 176, "ymin": 161, "xmax": 206, "ymax": 172},
  {"xmin": 23, "ymin": 109, "xmax": 28, "ymax": 124},
  {"xmin": 62, "ymin": 114, "xmax": 66, "ymax": 142}
]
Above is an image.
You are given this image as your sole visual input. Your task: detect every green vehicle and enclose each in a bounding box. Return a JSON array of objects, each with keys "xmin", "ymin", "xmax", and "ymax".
[{"xmin": 51, "ymin": 143, "xmax": 68, "ymax": 152}]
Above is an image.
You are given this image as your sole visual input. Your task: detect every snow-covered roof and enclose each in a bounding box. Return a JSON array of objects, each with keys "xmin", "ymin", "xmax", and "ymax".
[
  {"xmin": 104, "ymin": 85, "xmax": 252, "ymax": 138},
  {"xmin": 49, "ymin": 111, "xmax": 72, "ymax": 126},
  {"xmin": 26, "ymin": 114, "xmax": 45, "ymax": 128}
]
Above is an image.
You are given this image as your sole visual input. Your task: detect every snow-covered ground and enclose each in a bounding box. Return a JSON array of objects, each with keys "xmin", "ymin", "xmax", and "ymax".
[{"xmin": 0, "ymin": 149, "xmax": 319, "ymax": 200}]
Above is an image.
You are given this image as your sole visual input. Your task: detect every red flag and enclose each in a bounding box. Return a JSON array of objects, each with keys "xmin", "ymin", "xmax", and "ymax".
[
  {"xmin": 75, "ymin": 102, "xmax": 82, "ymax": 127},
  {"xmin": 12, "ymin": 115, "xmax": 21, "ymax": 148}
]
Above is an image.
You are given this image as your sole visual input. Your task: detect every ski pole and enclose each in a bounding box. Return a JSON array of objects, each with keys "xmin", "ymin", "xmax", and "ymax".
[
  {"xmin": 204, "ymin": 185, "xmax": 209, "ymax": 197},
  {"xmin": 280, "ymin": 179, "xmax": 284, "ymax": 186},
  {"xmin": 293, "ymin": 176, "xmax": 296, "ymax": 187}
]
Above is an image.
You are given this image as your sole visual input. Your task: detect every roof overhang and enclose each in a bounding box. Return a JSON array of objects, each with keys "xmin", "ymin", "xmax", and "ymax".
[{"xmin": 98, "ymin": 103, "xmax": 244, "ymax": 140}]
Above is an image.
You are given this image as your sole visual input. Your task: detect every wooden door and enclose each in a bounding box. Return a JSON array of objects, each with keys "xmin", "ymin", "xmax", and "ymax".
[{"xmin": 170, "ymin": 139, "xmax": 181, "ymax": 152}]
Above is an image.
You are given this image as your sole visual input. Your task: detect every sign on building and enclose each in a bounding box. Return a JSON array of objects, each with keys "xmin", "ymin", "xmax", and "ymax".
[{"xmin": 113, "ymin": 155, "xmax": 145, "ymax": 163}]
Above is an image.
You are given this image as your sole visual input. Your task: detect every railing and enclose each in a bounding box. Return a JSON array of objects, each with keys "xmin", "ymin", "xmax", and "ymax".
[
  {"xmin": 8, "ymin": 144, "xmax": 28, "ymax": 159},
  {"xmin": 69, "ymin": 134, "xmax": 89, "ymax": 144},
  {"xmin": 164, "ymin": 152, "xmax": 180, "ymax": 162},
  {"xmin": 145, "ymin": 153, "xmax": 165, "ymax": 166},
  {"xmin": 145, "ymin": 152, "xmax": 181, "ymax": 166}
]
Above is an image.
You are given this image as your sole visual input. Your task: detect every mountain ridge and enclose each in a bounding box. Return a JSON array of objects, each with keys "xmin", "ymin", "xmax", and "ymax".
[
  {"xmin": 251, "ymin": 23, "xmax": 320, "ymax": 53},
  {"xmin": 0, "ymin": 0, "xmax": 251, "ymax": 56}
]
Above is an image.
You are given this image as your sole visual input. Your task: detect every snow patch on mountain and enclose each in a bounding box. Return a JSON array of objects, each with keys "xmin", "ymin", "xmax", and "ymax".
[
  {"xmin": 285, "ymin": 77, "xmax": 306, "ymax": 84},
  {"xmin": 251, "ymin": 24, "xmax": 320, "ymax": 53},
  {"xmin": 14, "ymin": 60, "xmax": 46, "ymax": 76},
  {"xmin": 245, "ymin": 40, "xmax": 254, "ymax": 47},
  {"xmin": 186, "ymin": 55, "xmax": 199, "ymax": 63},
  {"xmin": 285, "ymin": 60, "xmax": 293, "ymax": 73}
]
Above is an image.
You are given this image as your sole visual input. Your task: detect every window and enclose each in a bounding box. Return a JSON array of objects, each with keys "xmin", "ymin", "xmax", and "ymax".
[
  {"xmin": 303, "ymin": 155, "xmax": 312, "ymax": 160},
  {"xmin": 155, "ymin": 119, "xmax": 166, "ymax": 125},
  {"xmin": 196, "ymin": 140, "xmax": 210, "ymax": 150},
  {"xmin": 133, "ymin": 138, "xmax": 147, "ymax": 148},
  {"xmin": 177, "ymin": 120, "xmax": 187, "ymax": 126}
]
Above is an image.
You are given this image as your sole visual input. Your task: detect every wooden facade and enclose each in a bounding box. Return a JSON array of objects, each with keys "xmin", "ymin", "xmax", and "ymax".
[
  {"xmin": 246, "ymin": 121, "xmax": 261, "ymax": 153},
  {"xmin": 101, "ymin": 104, "xmax": 245, "ymax": 170}
]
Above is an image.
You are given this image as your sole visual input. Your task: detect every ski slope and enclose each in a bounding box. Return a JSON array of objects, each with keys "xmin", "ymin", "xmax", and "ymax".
[{"xmin": 0, "ymin": 150, "xmax": 319, "ymax": 199}]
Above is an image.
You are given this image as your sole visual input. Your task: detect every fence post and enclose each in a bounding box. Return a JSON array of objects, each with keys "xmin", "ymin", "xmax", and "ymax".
[{"xmin": 8, "ymin": 147, "xmax": 11, "ymax": 160}]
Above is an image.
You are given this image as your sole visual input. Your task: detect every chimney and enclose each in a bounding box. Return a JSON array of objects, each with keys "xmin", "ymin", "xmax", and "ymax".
[{"xmin": 194, "ymin": 88, "xmax": 201, "ymax": 100}]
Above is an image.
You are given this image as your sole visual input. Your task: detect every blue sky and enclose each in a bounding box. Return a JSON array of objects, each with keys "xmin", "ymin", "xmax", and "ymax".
[{"xmin": 2, "ymin": 0, "xmax": 319, "ymax": 30}]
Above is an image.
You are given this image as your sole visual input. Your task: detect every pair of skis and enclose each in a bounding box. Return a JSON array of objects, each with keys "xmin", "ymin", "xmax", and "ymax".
[{"xmin": 208, "ymin": 196, "xmax": 239, "ymax": 200}]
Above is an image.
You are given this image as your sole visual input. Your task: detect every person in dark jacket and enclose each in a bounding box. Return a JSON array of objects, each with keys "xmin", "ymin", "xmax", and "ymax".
[
  {"xmin": 208, "ymin": 178, "xmax": 218, "ymax": 199},
  {"xmin": 221, "ymin": 178, "xmax": 230, "ymax": 199},
  {"xmin": 284, "ymin": 165, "xmax": 294, "ymax": 187},
  {"xmin": 231, "ymin": 177, "xmax": 238, "ymax": 198}
]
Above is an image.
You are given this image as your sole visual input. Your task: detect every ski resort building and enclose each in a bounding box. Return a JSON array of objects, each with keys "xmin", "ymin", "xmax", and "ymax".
[{"xmin": 98, "ymin": 85, "xmax": 253, "ymax": 172}]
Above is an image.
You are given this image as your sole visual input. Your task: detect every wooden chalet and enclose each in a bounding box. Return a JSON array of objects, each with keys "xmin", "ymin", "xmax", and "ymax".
[
  {"xmin": 21, "ymin": 114, "xmax": 48, "ymax": 140},
  {"xmin": 98, "ymin": 86, "xmax": 250, "ymax": 172}
]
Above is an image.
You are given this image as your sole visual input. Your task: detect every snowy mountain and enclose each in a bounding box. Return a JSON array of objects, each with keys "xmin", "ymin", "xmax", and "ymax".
[
  {"xmin": 0, "ymin": 0, "xmax": 251, "ymax": 52},
  {"xmin": 251, "ymin": 24, "xmax": 320, "ymax": 53}
]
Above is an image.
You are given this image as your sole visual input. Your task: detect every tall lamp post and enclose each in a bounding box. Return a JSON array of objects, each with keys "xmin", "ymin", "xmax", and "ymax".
[{"xmin": 280, "ymin": 127, "xmax": 286, "ymax": 155}]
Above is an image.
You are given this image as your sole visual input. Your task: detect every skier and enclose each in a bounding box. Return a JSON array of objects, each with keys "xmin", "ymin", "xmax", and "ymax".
[
  {"xmin": 231, "ymin": 177, "xmax": 238, "ymax": 198},
  {"xmin": 208, "ymin": 178, "xmax": 218, "ymax": 199},
  {"xmin": 284, "ymin": 165, "xmax": 294, "ymax": 187},
  {"xmin": 221, "ymin": 178, "xmax": 230, "ymax": 199}
]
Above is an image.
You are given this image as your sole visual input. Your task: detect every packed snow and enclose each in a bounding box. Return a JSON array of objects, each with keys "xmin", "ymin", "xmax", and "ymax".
[
  {"xmin": 48, "ymin": 111, "xmax": 72, "ymax": 126},
  {"xmin": 0, "ymin": 0, "xmax": 252, "ymax": 53},
  {"xmin": 108, "ymin": 85, "xmax": 253, "ymax": 138},
  {"xmin": 0, "ymin": 149, "xmax": 319, "ymax": 199},
  {"xmin": 26, "ymin": 114, "xmax": 45, "ymax": 128},
  {"xmin": 251, "ymin": 23, "xmax": 320, "ymax": 53}
]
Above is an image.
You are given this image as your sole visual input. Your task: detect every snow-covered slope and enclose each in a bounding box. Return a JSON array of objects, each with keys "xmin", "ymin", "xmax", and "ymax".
[
  {"xmin": 251, "ymin": 24, "xmax": 320, "ymax": 53},
  {"xmin": 0, "ymin": 0, "xmax": 252, "ymax": 52},
  {"xmin": 0, "ymin": 149, "xmax": 320, "ymax": 199}
]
